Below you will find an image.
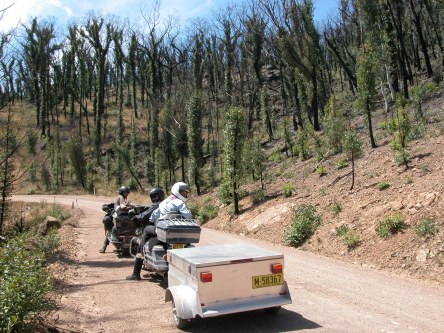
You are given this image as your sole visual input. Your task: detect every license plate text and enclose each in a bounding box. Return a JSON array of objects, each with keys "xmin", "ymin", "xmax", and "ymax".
[{"xmin": 252, "ymin": 273, "xmax": 283, "ymax": 289}]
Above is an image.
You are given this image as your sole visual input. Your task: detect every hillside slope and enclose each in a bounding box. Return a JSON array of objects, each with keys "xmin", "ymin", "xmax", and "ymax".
[{"xmin": 201, "ymin": 101, "xmax": 444, "ymax": 285}]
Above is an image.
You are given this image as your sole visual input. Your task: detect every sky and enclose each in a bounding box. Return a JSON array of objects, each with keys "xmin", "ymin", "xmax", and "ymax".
[{"xmin": 0, "ymin": 0, "xmax": 339, "ymax": 32}]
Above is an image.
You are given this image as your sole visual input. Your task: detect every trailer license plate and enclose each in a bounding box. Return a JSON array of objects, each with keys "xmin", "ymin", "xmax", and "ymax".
[
  {"xmin": 252, "ymin": 273, "xmax": 283, "ymax": 289},
  {"xmin": 172, "ymin": 244, "xmax": 185, "ymax": 249}
]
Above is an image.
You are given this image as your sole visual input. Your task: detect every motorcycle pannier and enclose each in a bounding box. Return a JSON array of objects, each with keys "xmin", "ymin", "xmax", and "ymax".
[
  {"xmin": 102, "ymin": 202, "xmax": 114, "ymax": 212},
  {"xmin": 156, "ymin": 218, "xmax": 201, "ymax": 244}
]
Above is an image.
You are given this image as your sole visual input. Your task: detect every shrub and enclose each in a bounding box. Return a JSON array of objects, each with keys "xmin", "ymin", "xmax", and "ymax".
[
  {"xmin": 316, "ymin": 165, "xmax": 327, "ymax": 177},
  {"xmin": 282, "ymin": 184, "xmax": 295, "ymax": 197},
  {"xmin": 28, "ymin": 163, "xmax": 37, "ymax": 184},
  {"xmin": 295, "ymin": 127, "xmax": 310, "ymax": 160},
  {"xmin": 377, "ymin": 119, "xmax": 390, "ymax": 131},
  {"xmin": 50, "ymin": 204, "xmax": 72, "ymax": 222},
  {"xmin": 403, "ymin": 176, "xmax": 413, "ymax": 184},
  {"xmin": 268, "ymin": 151, "xmax": 282, "ymax": 163},
  {"xmin": 394, "ymin": 149, "xmax": 410, "ymax": 167},
  {"xmin": 323, "ymin": 96, "xmax": 346, "ymax": 155},
  {"xmin": 284, "ymin": 204, "xmax": 321, "ymax": 247},
  {"xmin": 335, "ymin": 224, "xmax": 360, "ymax": 249},
  {"xmin": 26, "ymin": 129, "xmax": 37, "ymax": 155},
  {"xmin": 408, "ymin": 124, "xmax": 426, "ymax": 141},
  {"xmin": 225, "ymin": 204, "xmax": 236, "ymax": 216},
  {"xmin": 336, "ymin": 159, "xmax": 349, "ymax": 169},
  {"xmin": 251, "ymin": 190, "xmax": 265, "ymax": 204},
  {"xmin": 342, "ymin": 232, "xmax": 360, "ymax": 249},
  {"xmin": 186, "ymin": 202, "xmax": 200, "ymax": 217},
  {"xmin": 387, "ymin": 103, "xmax": 411, "ymax": 168},
  {"xmin": 291, "ymin": 144, "xmax": 299, "ymax": 157},
  {"xmin": 330, "ymin": 201, "xmax": 342, "ymax": 217},
  {"xmin": 414, "ymin": 217, "xmax": 437, "ymax": 237},
  {"xmin": 335, "ymin": 223, "xmax": 349, "ymax": 236},
  {"xmin": 217, "ymin": 182, "xmax": 233, "ymax": 205},
  {"xmin": 376, "ymin": 181, "xmax": 390, "ymax": 190},
  {"xmin": 36, "ymin": 228, "xmax": 60, "ymax": 258},
  {"xmin": 418, "ymin": 164, "xmax": 430, "ymax": 173},
  {"xmin": 198, "ymin": 204, "xmax": 218, "ymax": 223},
  {"xmin": 0, "ymin": 231, "xmax": 56, "ymax": 332},
  {"xmin": 376, "ymin": 212, "xmax": 406, "ymax": 238},
  {"xmin": 127, "ymin": 177, "xmax": 138, "ymax": 192}
]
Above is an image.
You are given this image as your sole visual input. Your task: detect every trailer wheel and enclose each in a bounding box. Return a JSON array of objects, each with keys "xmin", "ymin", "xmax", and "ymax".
[
  {"xmin": 172, "ymin": 300, "xmax": 190, "ymax": 329},
  {"xmin": 265, "ymin": 306, "xmax": 281, "ymax": 315}
]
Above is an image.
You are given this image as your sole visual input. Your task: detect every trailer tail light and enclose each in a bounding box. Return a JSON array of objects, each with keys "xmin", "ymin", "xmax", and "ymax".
[
  {"xmin": 200, "ymin": 272, "xmax": 212, "ymax": 283},
  {"xmin": 271, "ymin": 263, "xmax": 283, "ymax": 274}
]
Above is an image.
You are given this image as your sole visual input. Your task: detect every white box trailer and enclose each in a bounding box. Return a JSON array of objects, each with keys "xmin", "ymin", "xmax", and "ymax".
[{"xmin": 165, "ymin": 243, "xmax": 292, "ymax": 329}]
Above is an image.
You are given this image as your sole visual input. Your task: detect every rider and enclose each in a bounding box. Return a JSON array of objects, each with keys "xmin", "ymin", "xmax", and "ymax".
[
  {"xmin": 99, "ymin": 186, "xmax": 136, "ymax": 253},
  {"xmin": 133, "ymin": 187, "xmax": 165, "ymax": 229},
  {"xmin": 125, "ymin": 187, "xmax": 165, "ymax": 280},
  {"xmin": 126, "ymin": 182, "xmax": 192, "ymax": 281}
]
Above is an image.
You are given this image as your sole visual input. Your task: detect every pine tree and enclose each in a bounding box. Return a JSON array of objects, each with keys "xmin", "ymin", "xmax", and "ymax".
[
  {"xmin": 67, "ymin": 139, "xmax": 86, "ymax": 188},
  {"xmin": 159, "ymin": 104, "xmax": 177, "ymax": 183},
  {"xmin": 343, "ymin": 129, "xmax": 363, "ymax": 190},
  {"xmin": 221, "ymin": 106, "xmax": 247, "ymax": 214},
  {"xmin": 248, "ymin": 137, "xmax": 266, "ymax": 190},
  {"xmin": 356, "ymin": 43, "xmax": 377, "ymax": 148},
  {"xmin": 187, "ymin": 94, "xmax": 205, "ymax": 195},
  {"xmin": 323, "ymin": 95, "xmax": 346, "ymax": 155}
]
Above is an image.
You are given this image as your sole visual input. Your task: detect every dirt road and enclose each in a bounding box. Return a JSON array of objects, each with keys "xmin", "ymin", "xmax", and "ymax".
[{"xmin": 12, "ymin": 195, "xmax": 444, "ymax": 333}]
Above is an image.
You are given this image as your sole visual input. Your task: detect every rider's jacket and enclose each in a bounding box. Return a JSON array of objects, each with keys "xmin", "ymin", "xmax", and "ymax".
[
  {"xmin": 134, "ymin": 202, "xmax": 160, "ymax": 223},
  {"xmin": 115, "ymin": 195, "xmax": 133, "ymax": 210},
  {"xmin": 149, "ymin": 194, "xmax": 192, "ymax": 225}
]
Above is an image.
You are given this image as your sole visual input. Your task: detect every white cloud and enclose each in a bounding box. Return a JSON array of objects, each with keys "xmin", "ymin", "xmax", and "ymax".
[
  {"xmin": 0, "ymin": 0, "xmax": 70, "ymax": 31},
  {"xmin": 49, "ymin": 0, "xmax": 73, "ymax": 16},
  {"xmin": 0, "ymin": 1, "xmax": 32, "ymax": 30},
  {"xmin": 0, "ymin": 0, "xmax": 240, "ymax": 32}
]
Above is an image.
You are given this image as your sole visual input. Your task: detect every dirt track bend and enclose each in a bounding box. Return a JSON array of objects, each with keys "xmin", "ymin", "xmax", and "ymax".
[{"xmin": 12, "ymin": 195, "xmax": 444, "ymax": 333}]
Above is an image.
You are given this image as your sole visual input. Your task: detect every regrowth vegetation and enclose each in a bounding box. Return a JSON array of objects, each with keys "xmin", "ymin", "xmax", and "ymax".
[
  {"xmin": 285, "ymin": 204, "xmax": 321, "ymax": 247},
  {"xmin": 0, "ymin": 203, "xmax": 72, "ymax": 332}
]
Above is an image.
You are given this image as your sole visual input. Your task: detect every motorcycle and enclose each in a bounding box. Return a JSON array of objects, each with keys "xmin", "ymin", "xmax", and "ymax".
[
  {"xmin": 102, "ymin": 203, "xmax": 150, "ymax": 255},
  {"xmin": 129, "ymin": 215, "xmax": 201, "ymax": 278}
]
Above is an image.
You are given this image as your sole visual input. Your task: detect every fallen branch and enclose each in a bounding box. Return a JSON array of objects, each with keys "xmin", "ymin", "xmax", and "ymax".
[{"xmin": 329, "ymin": 170, "xmax": 352, "ymax": 187}]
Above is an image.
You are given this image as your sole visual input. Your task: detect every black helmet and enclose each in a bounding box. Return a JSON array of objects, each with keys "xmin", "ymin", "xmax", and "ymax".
[
  {"xmin": 119, "ymin": 186, "xmax": 130, "ymax": 195},
  {"xmin": 149, "ymin": 188, "xmax": 165, "ymax": 203}
]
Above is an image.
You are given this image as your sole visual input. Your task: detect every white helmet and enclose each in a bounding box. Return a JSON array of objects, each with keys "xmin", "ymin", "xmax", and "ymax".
[{"xmin": 171, "ymin": 182, "xmax": 191, "ymax": 202}]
